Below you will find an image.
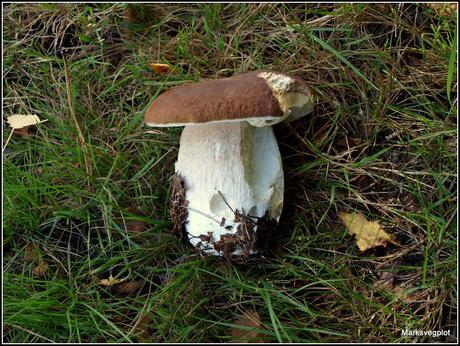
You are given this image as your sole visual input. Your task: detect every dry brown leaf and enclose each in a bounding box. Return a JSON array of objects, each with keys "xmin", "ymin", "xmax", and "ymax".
[
  {"xmin": 426, "ymin": 3, "xmax": 457, "ymax": 16},
  {"xmin": 133, "ymin": 313, "xmax": 152, "ymax": 341},
  {"xmin": 111, "ymin": 315, "xmax": 125, "ymax": 323},
  {"xmin": 14, "ymin": 127, "xmax": 35, "ymax": 137},
  {"xmin": 394, "ymin": 286, "xmax": 411, "ymax": 301},
  {"xmin": 33, "ymin": 262, "xmax": 49, "ymax": 277},
  {"xmin": 374, "ymin": 271, "xmax": 395, "ymax": 290},
  {"xmin": 359, "ymin": 121, "xmax": 375, "ymax": 139},
  {"xmin": 230, "ymin": 309, "xmax": 264, "ymax": 343},
  {"xmin": 112, "ymin": 280, "xmax": 145, "ymax": 295},
  {"xmin": 97, "ymin": 275, "xmax": 127, "ymax": 286},
  {"xmin": 126, "ymin": 206, "xmax": 146, "ymax": 214},
  {"xmin": 125, "ymin": 221, "xmax": 146, "ymax": 234},
  {"xmin": 337, "ymin": 136, "xmax": 362, "ymax": 148},
  {"xmin": 149, "ymin": 63, "xmax": 174, "ymax": 76},
  {"xmin": 121, "ymin": 4, "xmax": 138, "ymax": 40},
  {"xmin": 24, "ymin": 243, "xmax": 39, "ymax": 262},
  {"xmin": 123, "ymin": 4, "xmax": 138, "ymax": 23},
  {"xmin": 339, "ymin": 212, "xmax": 398, "ymax": 252}
]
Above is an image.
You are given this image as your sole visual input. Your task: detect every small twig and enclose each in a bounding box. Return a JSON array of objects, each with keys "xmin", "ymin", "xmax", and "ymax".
[
  {"xmin": 306, "ymin": 14, "xmax": 335, "ymax": 27},
  {"xmin": 217, "ymin": 191, "xmax": 257, "ymax": 227},
  {"xmin": 218, "ymin": 191, "xmax": 259, "ymax": 230},
  {"xmin": 186, "ymin": 206, "xmax": 221, "ymax": 224},
  {"xmin": 218, "ymin": 190, "xmax": 235, "ymax": 214},
  {"xmin": 63, "ymin": 58, "xmax": 92, "ymax": 178}
]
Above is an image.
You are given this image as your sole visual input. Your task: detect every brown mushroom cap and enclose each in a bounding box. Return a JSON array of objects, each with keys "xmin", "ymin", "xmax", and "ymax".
[{"xmin": 144, "ymin": 70, "xmax": 306, "ymax": 127}]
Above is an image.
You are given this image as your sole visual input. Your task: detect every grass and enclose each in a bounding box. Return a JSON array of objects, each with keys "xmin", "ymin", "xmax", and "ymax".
[{"xmin": 2, "ymin": 2, "xmax": 457, "ymax": 343}]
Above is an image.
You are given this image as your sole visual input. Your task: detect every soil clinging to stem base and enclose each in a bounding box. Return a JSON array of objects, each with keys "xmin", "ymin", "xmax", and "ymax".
[{"xmin": 169, "ymin": 174, "xmax": 279, "ymax": 261}]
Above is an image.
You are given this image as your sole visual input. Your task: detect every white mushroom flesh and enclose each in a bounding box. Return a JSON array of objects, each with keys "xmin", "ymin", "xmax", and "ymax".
[
  {"xmin": 175, "ymin": 121, "xmax": 284, "ymax": 256},
  {"xmin": 257, "ymin": 71, "xmax": 314, "ymax": 123}
]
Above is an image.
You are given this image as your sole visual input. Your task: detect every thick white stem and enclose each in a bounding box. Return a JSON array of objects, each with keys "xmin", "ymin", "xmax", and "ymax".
[{"xmin": 175, "ymin": 121, "xmax": 284, "ymax": 256}]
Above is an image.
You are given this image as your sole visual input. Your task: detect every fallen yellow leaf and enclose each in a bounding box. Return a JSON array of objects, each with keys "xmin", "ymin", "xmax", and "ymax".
[
  {"xmin": 6, "ymin": 114, "xmax": 45, "ymax": 129},
  {"xmin": 149, "ymin": 63, "xmax": 174, "ymax": 76},
  {"xmin": 339, "ymin": 212, "xmax": 397, "ymax": 252},
  {"xmin": 3, "ymin": 114, "xmax": 47, "ymax": 151},
  {"xmin": 97, "ymin": 275, "xmax": 127, "ymax": 286}
]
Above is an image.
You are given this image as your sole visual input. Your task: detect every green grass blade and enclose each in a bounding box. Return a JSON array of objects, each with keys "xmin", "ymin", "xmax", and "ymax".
[{"xmin": 307, "ymin": 31, "xmax": 380, "ymax": 91}]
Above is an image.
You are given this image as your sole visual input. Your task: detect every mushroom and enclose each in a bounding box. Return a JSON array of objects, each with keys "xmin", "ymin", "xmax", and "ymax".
[{"xmin": 144, "ymin": 70, "xmax": 314, "ymax": 257}]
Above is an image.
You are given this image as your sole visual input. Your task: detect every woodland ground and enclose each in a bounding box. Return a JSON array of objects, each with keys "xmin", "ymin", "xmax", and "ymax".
[{"xmin": 2, "ymin": 3, "xmax": 457, "ymax": 343}]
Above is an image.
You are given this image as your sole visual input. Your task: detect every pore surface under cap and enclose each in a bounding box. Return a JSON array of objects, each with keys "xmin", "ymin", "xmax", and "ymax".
[{"xmin": 144, "ymin": 71, "xmax": 285, "ymax": 126}]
